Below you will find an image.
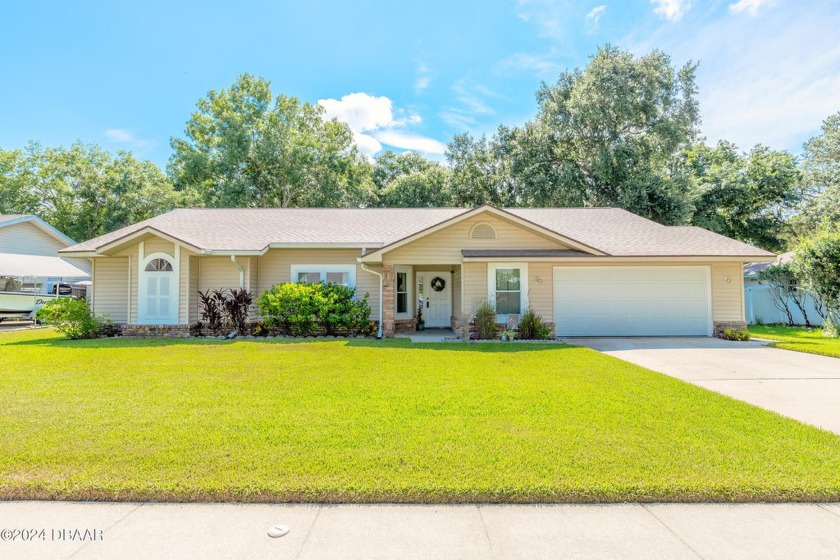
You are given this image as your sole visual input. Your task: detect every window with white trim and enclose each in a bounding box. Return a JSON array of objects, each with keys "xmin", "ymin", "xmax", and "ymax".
[
  {"xmin": 394, "ymin": 265, "xmax": 413, "ymax": 318},
  {"xmin": 290, "ymin": 264, "xmax": 356, "ymax": 288},
  {"xmin": 487, "ymin": 263, "xmax": 528, "ymax": 323}
]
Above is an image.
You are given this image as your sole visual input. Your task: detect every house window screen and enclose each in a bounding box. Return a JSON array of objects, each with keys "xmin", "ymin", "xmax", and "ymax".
[
  {"xmin": 495, "ymin": 268, "xmax": 521, "ymax": 315},
  {"xmin": 396, "ymin": 271, "xmax": 408, "ymax": 314},
  {"xmin": 296, "ymin": 269, "xmax": 350, "ymax": 286}
]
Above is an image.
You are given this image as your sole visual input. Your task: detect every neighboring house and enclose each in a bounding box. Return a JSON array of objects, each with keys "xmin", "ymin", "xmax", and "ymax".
[
  {"xmin": 0, "ymin": 214, "xmax": 91, "ymax": 291},
  {"xmin": 744, "ymin": 252, "xmax": 824, "ymax": 326},
  {"xmin": 59, "ymin": 205, "xmax": 774, "ymax": 337}
]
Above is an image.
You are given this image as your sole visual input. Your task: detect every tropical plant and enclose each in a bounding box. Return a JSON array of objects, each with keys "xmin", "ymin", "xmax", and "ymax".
[
  {"xmin": 474, "ymin": 301, "xmax": 497, "ymax": 340},
  {"xmin": 198, "ymin": 289, "xmax": 225, "ymax": 333},
  {"xmin": 517, "ymin": 308, "xmax": 552, "ymax": 340},
  {"xmin": 224, "ymin": 288, "xmax": 254, "ymax": 334}
]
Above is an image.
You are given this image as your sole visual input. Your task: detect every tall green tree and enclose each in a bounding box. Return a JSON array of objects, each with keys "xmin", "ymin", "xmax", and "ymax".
[
  {"xmin": 687, "ymin": 142, "xmax": 801, "ymax": 252},
  {"xmin": 793, "ymin": 229, "xmax": 840, "ymax": 334},
  {"xmin": 0, "ymin": 142, "xmax": 179, "ymax": 241},
  {"xmin": 169, "ymin": 73, "xmax": 372, "ymax": 208},
  {"xmin": 494, "ymin": 45, "xmax": 699, "ymax": 223},
  {"xmin": 793, "ymin": 112, "xmax": 840, "ymax": 236}
]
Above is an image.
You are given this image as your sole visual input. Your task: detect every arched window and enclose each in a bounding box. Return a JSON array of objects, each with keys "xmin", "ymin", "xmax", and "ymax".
[
  {"xmin": 470, "ymin": 222, "xmax": 497, "ymax": 240},
  {"xmin": 145, "ymin": 258, "xmax": 173, "ymax": 272}
]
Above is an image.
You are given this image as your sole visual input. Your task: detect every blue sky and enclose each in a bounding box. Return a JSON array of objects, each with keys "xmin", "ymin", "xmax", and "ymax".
[{"xmin": 1, "ymin": 0, "xmax": 838, "ymax": 168}]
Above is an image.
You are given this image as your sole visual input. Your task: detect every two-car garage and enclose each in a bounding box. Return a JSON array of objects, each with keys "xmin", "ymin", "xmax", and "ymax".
[{"xmin": 553, "ymin": 266, "xmax": 713, "ymax": 337}]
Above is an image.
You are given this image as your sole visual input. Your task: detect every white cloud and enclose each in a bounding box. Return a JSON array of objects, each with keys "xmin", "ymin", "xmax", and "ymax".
[
  {"xmin": 586, "ymin": 5, "xmax": 607, "ymax": 25},
  {"xmin": 371, "ymin": 131, "xmax": 447, "ymax": 155},
  {"xmin": 624, "ymin": 0, "xmax": 840, "ymax": 152},
  {"xmin": 104, "ymin": 128, "xmax": 154, "ymax": 151},
  {"xmin": 105, "ymin": 128, "xmax": 135, "ymax": 142},
  {"xmin": 495, "ymin": 50, "xmax": 564, "ymax": 79},
  {"xmin": 651, "ymin": 0, "xmax": 691, "ymax": 21},
  {"xmin": 415, "ymin": 63, "xmax": 431, "ymax": 93},
  {"xmin": 729, "ymin": 0, "xmax": 778, "ymax": 16},
  {"xmin": 318, "ymin": 93, "xmax": 394, "ymax": 133},
  {"xmin": 317, "ymin": 92, "xmax": 443, "ymax": 157},
  {"xmin": 515, "ymin": 0, "xmax": 574, "ymax": 40}
]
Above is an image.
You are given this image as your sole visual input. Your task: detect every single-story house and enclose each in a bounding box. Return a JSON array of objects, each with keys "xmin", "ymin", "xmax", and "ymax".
[
  {"xmin": 744, "ymin": 252, "xmax": 824, "ymax": 326},
  {"xmin": 0, "ymin": 214, "xmax": 90, "ymax": 290},
  {"xmin": 59, "ymin": 205, "xmax": 775, "ymax": 337}
]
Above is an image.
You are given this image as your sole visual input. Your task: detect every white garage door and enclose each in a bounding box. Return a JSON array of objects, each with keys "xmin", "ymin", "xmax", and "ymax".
[{"xmin": 553, "ymin": 266, "xmax": 712, "ymax": 336}]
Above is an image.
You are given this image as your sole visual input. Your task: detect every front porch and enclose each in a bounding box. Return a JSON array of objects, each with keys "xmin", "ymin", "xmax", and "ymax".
[{"xmin": 381, "ymin": 264, "xmax": 462, "ymax": 337}]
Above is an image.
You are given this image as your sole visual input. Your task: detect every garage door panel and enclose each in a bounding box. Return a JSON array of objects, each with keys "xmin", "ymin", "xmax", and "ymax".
[{"xmin": 553, "ymin": 266, "xmax": 711, "ymax": 337}]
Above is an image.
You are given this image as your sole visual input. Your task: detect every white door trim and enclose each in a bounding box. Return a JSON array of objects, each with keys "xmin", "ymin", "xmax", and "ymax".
[
  {"xmin": 420, "ymin": 270, "xmax": 451, "ymax": 328},
  {"xmin": 137, "ymin": 252, "xmax": 179, "ymax": 325}
]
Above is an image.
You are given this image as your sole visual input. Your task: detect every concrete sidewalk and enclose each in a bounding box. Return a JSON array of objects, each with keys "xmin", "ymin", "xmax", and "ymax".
[{"xmin": 2, "ymin": 502, "xmax": 840, "ymax": 559}]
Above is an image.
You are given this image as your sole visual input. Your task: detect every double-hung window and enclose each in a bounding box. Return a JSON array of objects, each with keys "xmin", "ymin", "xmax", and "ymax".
[
  {"xmin": 394, "ymin": 265, "xmax": 413, "ymax": 318},
  {"xmin": 488, "ymin": 263, "xmax": 528, "ymax": 323},
  {"xmin": 290, "ymin": 264, "xmax": 356, "ymax": 288}
]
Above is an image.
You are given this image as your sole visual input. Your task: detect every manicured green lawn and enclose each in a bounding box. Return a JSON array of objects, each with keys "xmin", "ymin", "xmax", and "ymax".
[
  {"xmin": 2, "ymin": 328, "xmax": 840, "ymax": 503},
  {"xmin": 749, "ymin": 324, "xmax": 840, "ymax": 359}
]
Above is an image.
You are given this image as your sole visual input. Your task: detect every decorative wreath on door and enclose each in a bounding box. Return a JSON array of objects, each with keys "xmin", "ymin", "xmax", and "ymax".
[{"xmin": 430, "ymin": 276, "xmax": 446, "ymax": 292}]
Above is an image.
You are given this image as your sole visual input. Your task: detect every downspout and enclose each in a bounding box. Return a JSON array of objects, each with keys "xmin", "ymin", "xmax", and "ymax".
[
  {"xmin": 360, "ymin": 255, "xmax": 383, "ymax": 339},
  {"xmin": 230, "ymin": 255, "xmax": 244, "ymax": 289}
]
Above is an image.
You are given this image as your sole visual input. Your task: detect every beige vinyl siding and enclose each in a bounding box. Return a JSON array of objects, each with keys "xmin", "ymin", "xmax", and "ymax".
[
  {"xmin": 257, "ymin": 248, "xmax": 379, "ymax": 319},
  {"xmin": 710, "ymin": 261, "xmax": 743, "ymax": 321},
  {"xmin": 199, "ymin": 257, "xmax": 241, "ymax": 293},
  {"xmin": 143, "ymin": 238, "xmax": 174, "ymax": 257},
  {"xmin": 179, "ymin": 248, "xmax": 196, "ymax": 324},
  {"xmin": 188, "ymin": 256, "xmax": 200, "ymax": 322},
  {"xmin": 92, "ymin": 257, "xmax": 128, "ymax": 322},
  {"xmin": 0, "ymin": 222, "xmax": 66, "ymax": 256},
  {"xmin": 461, "ymin": 262, "xmax": 487, "ymax": 320},
  {"xmin": 526, "ymin": 262, "xmax": 553, "ymax": 320},
  {"xmin": 385, "ymin": 214, "xmax": 570, "ymax": 265}
]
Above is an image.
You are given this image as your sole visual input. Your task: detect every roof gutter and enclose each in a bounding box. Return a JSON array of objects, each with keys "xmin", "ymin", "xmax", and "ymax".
[{"xmin": 360, "ymin": 260, "xmax": 384, "ymax": 339}]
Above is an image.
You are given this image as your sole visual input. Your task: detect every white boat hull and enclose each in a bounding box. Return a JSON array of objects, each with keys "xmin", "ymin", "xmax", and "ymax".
[{"xmin": 0, "ymin": 292, "xmax": 61, "ymax": 319}]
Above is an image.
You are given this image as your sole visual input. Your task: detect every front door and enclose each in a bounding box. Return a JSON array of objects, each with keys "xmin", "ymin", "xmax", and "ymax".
[{"xmin": 420, "ymin": 271, "xmax": 451, "ymax": 328}]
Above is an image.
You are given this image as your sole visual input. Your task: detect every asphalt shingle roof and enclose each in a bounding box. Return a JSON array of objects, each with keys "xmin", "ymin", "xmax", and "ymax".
[{"xmin": 61, "ymin": 206, "xmax": 775, "ymax": 258}]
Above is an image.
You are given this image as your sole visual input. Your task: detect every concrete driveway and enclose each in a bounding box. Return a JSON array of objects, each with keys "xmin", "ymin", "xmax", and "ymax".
[{"xmin": 571, "ymin": 337, "xmax": 840, "ymax": 435}]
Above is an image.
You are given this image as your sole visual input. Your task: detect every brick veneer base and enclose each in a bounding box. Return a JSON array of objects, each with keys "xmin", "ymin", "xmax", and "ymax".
[
  {"xmin": 394, "ymin": 319, "xmax": 417, "ymax": 333},
  {"xmin": 114, "ymin": 324, "xmax": 191, "ymax": 338},
  {"xmin": 713, "ymin": 321, "xmax": 748, "ymax": 338}
]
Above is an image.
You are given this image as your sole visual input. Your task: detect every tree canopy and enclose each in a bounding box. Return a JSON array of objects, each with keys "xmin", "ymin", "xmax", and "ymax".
[
  {"xmin": 0, "ymin": 142, "xmax": 179, "ymax": 241},
  {"xmin": 169, "ymin": 73, "xmax": 372, "ymax": 209}
]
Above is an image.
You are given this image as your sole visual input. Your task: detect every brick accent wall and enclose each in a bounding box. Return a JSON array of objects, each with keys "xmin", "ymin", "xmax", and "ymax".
[
  {"xmin": 381, "ymin": 265, "xmax": 395, "ymax": 337},
  {"xmin": 117, "ymin": 324, "xmax": 191, "ymax": 338},
  {"xmin": 394, "ymin": 319, "xmax": 417, "ymax": 333},
  {"xmin": 713, "ymin": 320, "xmax": 748, "ymax": 337}
]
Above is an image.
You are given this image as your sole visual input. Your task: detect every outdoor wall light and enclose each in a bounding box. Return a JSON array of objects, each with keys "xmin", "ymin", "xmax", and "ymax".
[
  {"xmin": 724, "ymin": 275, "xmax": 731, "ymax": 283},
  {"xmin": 535, "ymin": 275, "xmax": 543, "ymax": 283}
]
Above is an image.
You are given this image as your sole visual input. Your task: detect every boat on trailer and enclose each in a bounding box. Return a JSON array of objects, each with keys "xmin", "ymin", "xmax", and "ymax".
[{"xmin": 0, "ymin": 253, "xmax": 90, "ymax": 322}]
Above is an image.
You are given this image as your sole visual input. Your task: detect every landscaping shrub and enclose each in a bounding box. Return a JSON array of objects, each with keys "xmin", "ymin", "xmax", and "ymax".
[
  {"xmin": 474, "ymin": 301, "xmax": 496, "ymax": 340},
  {"xmin": 36, "ymin": 297, "xmax": 107, "ymax": 339},
  {"xmin": 198, "ymin": 289, "xmax": 225, "ymax": 333},
  {"xmin": 258, "ymin": 282, "xmax": 371, "ymax": 336},
  {"xmin": 721, "ymin": 328, "xmax": 751, "ymax": 341},
  {"xmin": 224, "ymin": 288, "xmax": 254, "ymax": 334},
  {"xmin": 318, "ymin": 283, "xmax": 372, "ymax": 335},
  {"xmin": 517, "ymin": 308, "xmax": 551, "ymax": 340},
  {"xmin": 198, "ymin": 288, "xmax": 254, "ymax": 335}
]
